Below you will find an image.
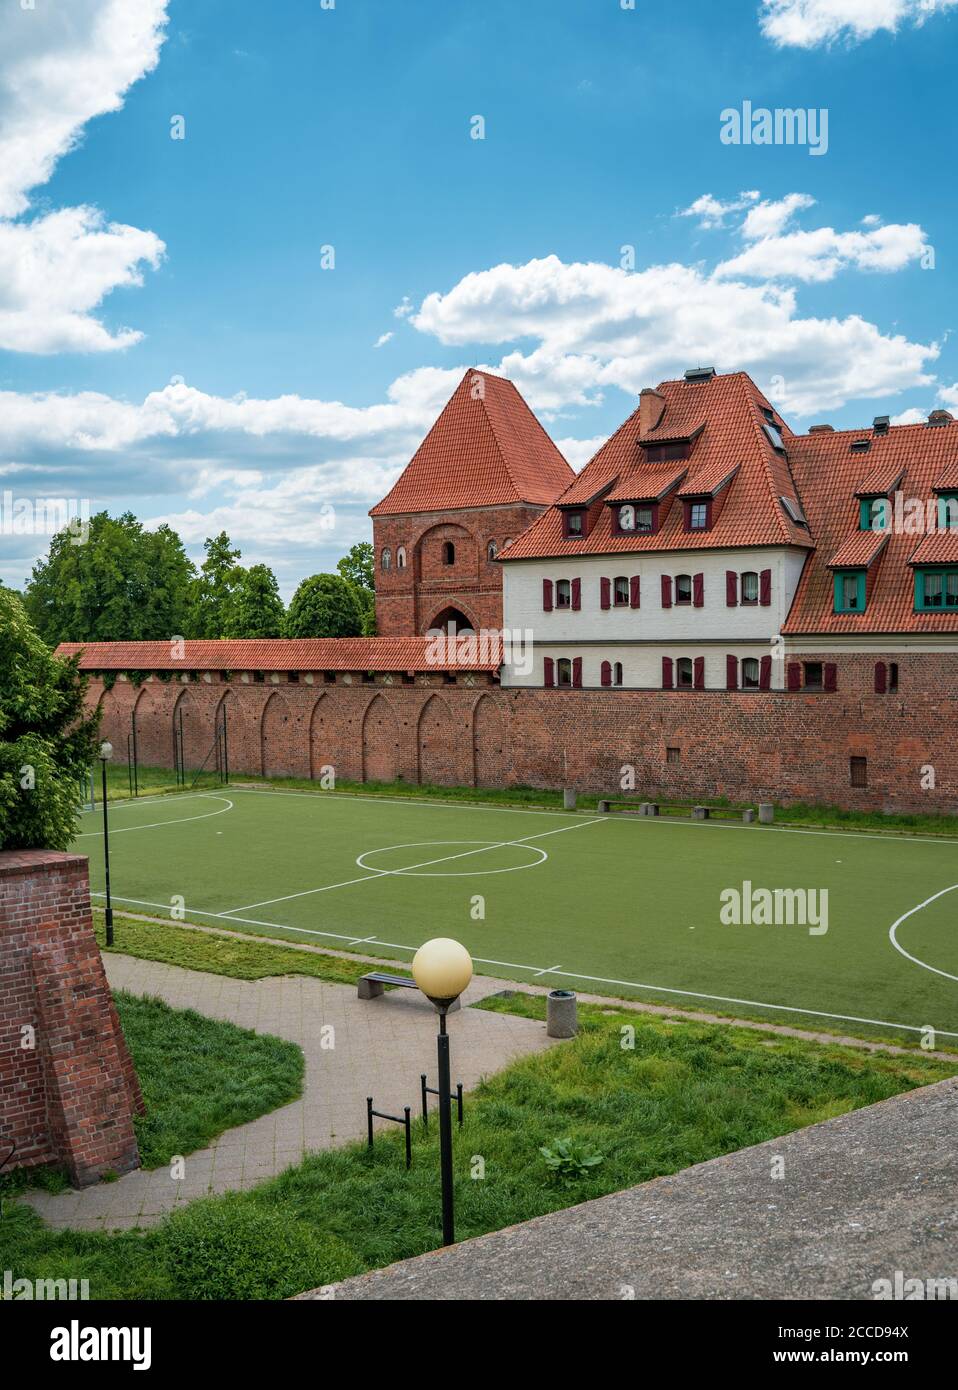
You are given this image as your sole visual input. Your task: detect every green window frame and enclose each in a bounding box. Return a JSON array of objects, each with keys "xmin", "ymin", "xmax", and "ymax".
[
  {"xmin": 834, "ymin": 570, "xmax": 866, "ymax": 614},
  {"xmin": 915, "ymin": 568, "xmax": 958, "ymax": 611},
  {"xmin": 936, "ymin": 493, "xmax": 958, "ymax": 530},
  {"xmin": 859, "ymin": 497, "xmax": 890, "ymax": 531}
]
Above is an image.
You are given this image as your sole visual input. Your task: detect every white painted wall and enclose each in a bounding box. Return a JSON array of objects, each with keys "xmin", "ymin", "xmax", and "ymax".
[{"xmin": 500, "ymin": 547, "xmax": 808, "ymax": 688}]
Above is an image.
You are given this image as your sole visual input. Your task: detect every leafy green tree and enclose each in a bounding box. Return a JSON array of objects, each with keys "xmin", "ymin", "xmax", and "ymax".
[
  {"xmin": 24, "ymin": 512, "xmax": 195, "ymax": 645},
  {"xmin": 222, "ymin": 564, "xmax": 286, "ymax": 638},
  {"xmin": 189, "ymin": 532, "xmax": 243, "ymax": 638},
  {"xmin": 0, "ymin": 590, "xmax": 100, "ymax": 850},
  {"xmin": 285, "ymin": 573, "xmax": 364, "ymax": 638},
  {"xmin": 336, "ymin": 542, "xmax": 376, "ymax": 635}
]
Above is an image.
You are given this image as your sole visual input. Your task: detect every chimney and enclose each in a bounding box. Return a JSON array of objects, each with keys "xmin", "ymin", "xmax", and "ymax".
[
  {"xmin": 808, "ymin": 424, "xmax": 834, "ymax": 434},
  {"xmin": 640, "ymin": 388, "xmax": 666, "ymax": 436}
]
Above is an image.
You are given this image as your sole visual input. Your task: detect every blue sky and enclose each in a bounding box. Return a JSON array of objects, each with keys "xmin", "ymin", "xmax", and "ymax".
[{"xmin": 1, "ymin": 0, "xmax": 956, "ymax": 596}]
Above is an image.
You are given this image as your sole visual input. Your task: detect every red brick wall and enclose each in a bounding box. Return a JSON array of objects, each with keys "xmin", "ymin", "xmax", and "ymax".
[
  {"xmin": 373, "ymin": 504, "xmax": 547, "ymax": 635},
  {"xmin": 0, "ymin": 851, "xmax": 143, "ymax": 1187},
  {"xmin": 88, "ymin": 654, "xmax": 958, "ymax": 813}
]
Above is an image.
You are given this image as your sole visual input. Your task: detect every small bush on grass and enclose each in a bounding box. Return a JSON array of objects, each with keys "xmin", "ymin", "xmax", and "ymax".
[{"xmin": 161, "ymin": 1198, "xmax": 363, "ymax": 1300}]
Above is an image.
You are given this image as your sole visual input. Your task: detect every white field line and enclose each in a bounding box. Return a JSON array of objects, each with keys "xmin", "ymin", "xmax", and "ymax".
[
  {"xmin": 76, "ymin": 796, "xmax": 233, "ymax": 836},
  {"xmin": 888, "ymin": 884, "xmax": 958, "ymax": 984},
  {"xmin": 92, "ymin": 890, "xmax": 958, "ymax": 1041},
  {"xmin": 219, "ymin": 818, "xmax": 606, "ymax": 915},
  {"xmin": 224, "ymin": 785, "xmax": 958, "ymax": 846},
  {"xmin": 77, "ymin": 791, "xmax": 222, "ymax": 815}
]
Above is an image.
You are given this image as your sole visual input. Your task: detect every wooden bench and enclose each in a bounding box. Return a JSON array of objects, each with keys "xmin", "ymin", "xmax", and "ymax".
[
  {"xmin": 598, "ymin": 799, "xmax": 755, "ymax": 823},
  {"xmin": 357, "ymin": 972, "xmax": 460, "ymax": 1011}
]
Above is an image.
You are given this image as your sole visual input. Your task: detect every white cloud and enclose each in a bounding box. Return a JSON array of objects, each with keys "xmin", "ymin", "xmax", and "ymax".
[
  {"xmin": 760, "ymin": 0, "xmax": 958, "ymax": 48},
  {"xmin": 741, "ymin": 194, "xmax": 816, "ymax": 241},
  {"xmin": 374, "ymin": 331, "xmax": 394, "ymax": 348},
  {"xmin": 393, "ymin": 296, "xmax": 415, "ymax": 319},
  {"xmin": 0, "ymin": 0, "xmax": 169, "ymax": 353},
  {"xmin": 890, "ymin": 407, "xmax": 927, "ymax": 424},
  {"xmin": 412, "ymin": 253, "xmax": 937, "ymax": 415},
  {"xmin": 715, "ymin": 221, "xmax": 929, "ymax": 283},
  {"xmin": 938, "ymin": 383, "xmax": 958, "ymax": 413},
  {"xmin": 678, "ymin": 191, "xmax": 760, "ymax": 229},
  {"xmin": 0, "ymin": 207, "xmax": 164, "ymax": 353}
]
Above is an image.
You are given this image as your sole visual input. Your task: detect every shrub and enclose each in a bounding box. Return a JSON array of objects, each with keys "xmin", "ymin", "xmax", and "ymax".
[
  {"xmin": 539, "ymin": 1137, "xmax": 605, "ymax": 1187},
  {"xmin": 161, "ymin": 1198, "xmax": 364, "ymax": 1300}
]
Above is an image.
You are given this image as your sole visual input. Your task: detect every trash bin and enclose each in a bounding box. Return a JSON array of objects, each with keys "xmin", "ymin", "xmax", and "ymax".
[{"xmin": 547, "ymin": 989, "xmax": 578, "ymax": 1038}]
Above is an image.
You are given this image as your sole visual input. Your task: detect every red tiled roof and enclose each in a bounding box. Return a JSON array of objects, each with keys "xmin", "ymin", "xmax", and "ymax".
[
  {"xmin": 784, "ymin": 420, "xmax": 958, "ymax": 633},
  {"xmin": 907, "ymin": 531, "xmax": 958, "ymax": 566},
  {"xmin": 370, "ymin": 370, "xmax": 573, "ymax": 515},
  {"xmin": 55, "ymin": 638, "xmax": 502, "ymax": 673},
  {"xmin": 827, "ymin": 531, "xmax": 888, "ymax": 569},
  {"xmin": 933, "ymin": 461, "xmax": 958, "ymax": 491},
  {"xmin": 606, "ymin": 463, "xmax": 687, "ymax": 502},
  {"xmin": 502, "ymin": 373, "xmax": 811, "ymax": 559},
  {"xmin": 854, "ymin": 459, "xmax": 905, "ymax": 496}
]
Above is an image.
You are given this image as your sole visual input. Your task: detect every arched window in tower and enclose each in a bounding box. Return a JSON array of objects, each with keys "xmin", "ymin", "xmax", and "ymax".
[
  {"xmin": 396, "ymin": 546, "xmax": 407, "ymax": 569},
  {"xmin": 381, "ymin": 548, "xmax": 391, "ymax": 571},
  {"xmin": 442, "ymin": 541, "xmax": 456, "ymax": 565},
  {"xmin": 487, "ymin": 540, "xmax": 498, "ymax": 560}
]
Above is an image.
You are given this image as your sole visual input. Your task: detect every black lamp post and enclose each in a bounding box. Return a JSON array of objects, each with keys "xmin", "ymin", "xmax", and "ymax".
[
  {"xmin": 411, "ymin": 938, "xmax": 473, "ymax": 1246},
  {"xmin": 98, "ymin": 740, "xmax": 114, "ymax": 947}
]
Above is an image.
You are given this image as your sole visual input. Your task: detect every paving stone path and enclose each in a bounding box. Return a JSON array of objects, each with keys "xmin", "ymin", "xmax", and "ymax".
[{"xmin": 24, "ymin": 955, "xmax": 555, "ymax": 1232}]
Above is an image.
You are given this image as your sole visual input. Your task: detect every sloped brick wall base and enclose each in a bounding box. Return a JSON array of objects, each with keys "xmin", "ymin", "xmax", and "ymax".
[
  {"xmin": 0, "ymin": 851, "xmax": 143, "ymax": 1188},
  {"xmin": 91, "ymin": 654, "xmax": 958, "ymax": 814}
]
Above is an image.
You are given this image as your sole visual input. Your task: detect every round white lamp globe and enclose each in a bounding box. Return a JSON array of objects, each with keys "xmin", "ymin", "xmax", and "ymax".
[
  {"xmin": 412, "ymin": 937, "xmax": 474, "ymax": 1004},
  {"xmin": 99, "ymin": 741, "xmax": 113, "ymax": 761}
]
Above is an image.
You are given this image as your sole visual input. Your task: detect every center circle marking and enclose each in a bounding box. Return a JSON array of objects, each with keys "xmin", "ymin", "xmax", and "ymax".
[{"xmin": 356, "ymin": 839, "xmax": 548, "ymax": 878}]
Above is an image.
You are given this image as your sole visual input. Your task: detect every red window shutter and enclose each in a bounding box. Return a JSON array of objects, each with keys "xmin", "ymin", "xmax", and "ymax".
[
  {"xmin": 874, "ymin": 661, "xmax": 887, "ymax": 694},
  {"xmin": 693, "ymin": 572, "xmax": 704, "ymax": 608},
  {"xmin": 662, "ymin": 656, "xmax": 673, "ymax": 689},
  {"xmin": 629, "ymin": 575, "xmax": 641, "ymax": 609},
  {"xmin": 824, "ymin": 662, "xmax": 838, "ymax": 692},
  {"xmin": 726, "ymin": 655, "xmax": 738, "ymax": 690},
  {"xmin": 600, "ymin": 576, "xmax": 611, "ymax": 610},
  {"xmin": 787, "ymin": 662, "xmax": 801, "ymax": 691},
  {"xmin": 661, "ymin": 575, "xmax": 673, "ymax": 608},
  {"xmin": 693, "ymin": 656, "xmax": 705, "ymax": 689},
  {"xmin": 726, "ymin": 571, "xmax": 738, "ymax": 607},
  {"xmin": 600, "ymin": 660, "xmax": 612, "ymax": 687},
  {"xmin": 571, "ymin": 577, "xmax": 581, "ymax": 611},
  {"xmin": 572, "ymin": 657, "xmax": 583, "ymax": 689},
  {"xmin": 543, "ymin": 657, "xmax": 554, "ymax": 688},
  {"xmin": 760, "ymin": 654, "xmax": 772, "ymax": 690},
  {"xmin": 543, "ymin": 578, "xmax": 553, "ymax": 612},
  {"xmin": 760, "ymin": 568, "xmax": 772, "ymax": 606}
]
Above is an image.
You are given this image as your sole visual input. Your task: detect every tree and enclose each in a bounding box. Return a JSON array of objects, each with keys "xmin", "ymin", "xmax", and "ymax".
[
  {"xmin": 24, "ymin": 512, "xmax": 195, "ymax": 646},
  {"xmin": 0, "ymin": 590, "xmax": 100, "ymax": 850},
  {"xmin": 222, "ymin": 564, "xmax": 286, "ymax": 638},
  {"xmin": 285, "ymin": 573, "xmax": 364, "ymax": 638},
  {"xmin": 189, "ymin": 532, "xmax": 243, "ymax": 638},
  {"xmin": 336, "ymin": 542, "xmax": 376, "ymax": 635}
]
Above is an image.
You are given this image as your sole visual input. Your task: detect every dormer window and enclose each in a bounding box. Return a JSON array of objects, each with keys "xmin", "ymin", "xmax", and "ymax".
[
  {"xmin": 614, "ymin": 503, "xmax": 654, "ymax": 535},
  {"xmin": 861, "ymin": 497, "xmax": 891, "ymax": 531},
  {"xmin": 937, "ymin": 493, "xmax": 958, "ymax": 530},
  {"xmin": 563, "ymin": 510, "xmax": 584, "ymax": 539},
  {"xmin": 644, "ymin": 441, "xmax": 690, "ymax": 463},
  {"xmin": 684, "ymin": 500, "xmax": 710, "ymax": 531},
  {"xmin": 834, "ymin": 570, "xmax": 866, "ymax": 613}
]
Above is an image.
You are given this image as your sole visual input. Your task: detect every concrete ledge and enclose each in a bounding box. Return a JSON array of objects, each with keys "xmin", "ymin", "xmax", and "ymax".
[{"xmin": 297, "ymin": 1077, "xmax": 958, "ymax": 1301}]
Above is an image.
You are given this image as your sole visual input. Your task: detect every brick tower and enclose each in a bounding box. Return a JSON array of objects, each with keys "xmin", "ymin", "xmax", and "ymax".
[{"xmin": 370, "ymin": 370, "xmax": 574, "ymax": 635}]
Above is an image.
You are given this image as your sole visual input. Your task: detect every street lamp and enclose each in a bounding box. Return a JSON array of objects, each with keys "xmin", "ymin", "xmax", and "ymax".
[
  {"xmin": 98, "ymin": 741, "xmax": 114, "ymax": 947},
  {"xmin": 411, "ymin": 937, "xmax": 473, "ymax": 1246}
]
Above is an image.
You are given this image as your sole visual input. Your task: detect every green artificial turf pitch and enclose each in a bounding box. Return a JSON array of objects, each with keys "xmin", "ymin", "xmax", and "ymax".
[{"xmin": 73, "ymin": 787, "xmax": 958, "ymax": 1044}]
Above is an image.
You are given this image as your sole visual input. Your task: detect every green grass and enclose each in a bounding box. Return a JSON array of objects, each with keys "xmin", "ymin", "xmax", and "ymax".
[
  {"xmin": 0, "ymin": 993, "xmax": 303, "ymax": 1200},
  {"xmin": 93, "ymin": 909, "xmax": 410, "ymax": 987},
  {"xmin": 73, "ymin": 784, "xmax": 958, "ymax": 1046},
  {"xmin": 2, "ymin": 1001, "xmax": 954, "ymax": 1299},
  {"xmin": 93, "ymin": 762, "xmax": 958, "ymax": 838}
]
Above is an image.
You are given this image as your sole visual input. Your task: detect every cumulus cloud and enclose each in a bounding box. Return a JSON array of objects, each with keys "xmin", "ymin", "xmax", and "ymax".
[
  {"xmin": 715, "ymin": 221, "xmax": 929, "ymax": 283},
  {"xmin": 741, "ymin": 194, "xmax": 816, "ymax": 241},
  {"xmin": 678, "ymin": 191, "xmax": 760, "ymax": 229},
  {"xmin": 374, "ymin": 331, "xmax": 394, "ymax": 348},
  {"xmin": 412, "ymin": 253, "xmax": 937, "ymax": 415},
  {"xmin": 0, "ymin": 0, "xmax": 169, "ymax": 353},
  {"xmin": 760, "ymin": 0, "xmax": 958, "ymax": 48}
]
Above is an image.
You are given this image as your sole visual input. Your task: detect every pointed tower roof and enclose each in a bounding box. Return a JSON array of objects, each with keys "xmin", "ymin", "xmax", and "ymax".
[{"xmin": 370, "ymin": 370, "xmax": 574, "ymax": 516}]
